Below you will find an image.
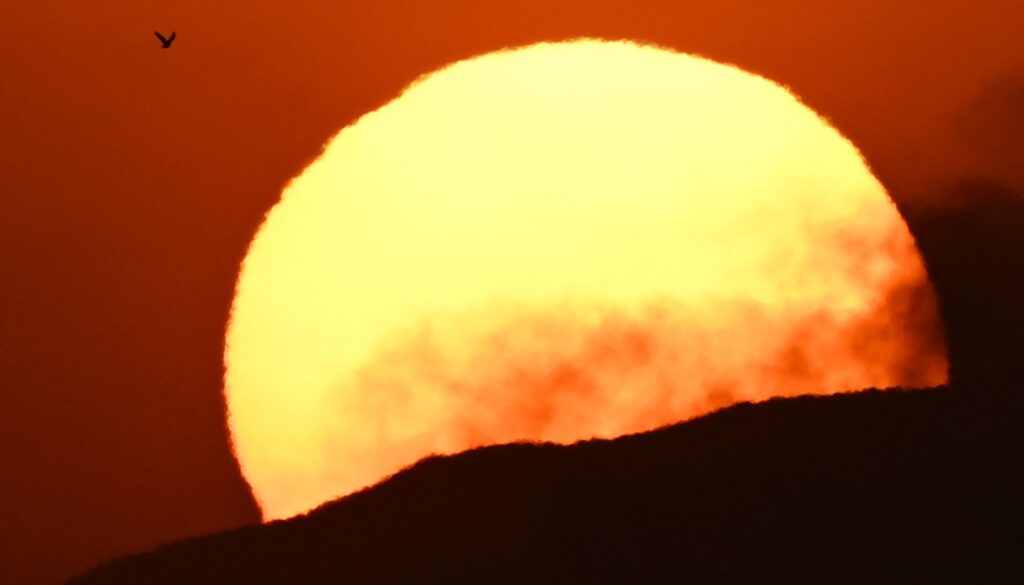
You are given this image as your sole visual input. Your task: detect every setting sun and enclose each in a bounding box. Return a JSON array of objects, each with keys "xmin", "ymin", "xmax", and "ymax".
[{"xmin": 225, "ymin": 39, "xmax": 946, "ymax": 520}]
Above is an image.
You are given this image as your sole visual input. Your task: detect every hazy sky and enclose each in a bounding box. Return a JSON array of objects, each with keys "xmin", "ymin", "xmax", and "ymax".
[{"xmin": 3, "ymin": 1, "xmax": 1023, "ymax": 583}]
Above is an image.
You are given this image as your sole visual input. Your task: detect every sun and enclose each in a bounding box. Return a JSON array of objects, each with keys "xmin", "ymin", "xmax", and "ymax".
[{"xmin": 225, "ymin": 39, "xmax": 947, "ymax": 520}]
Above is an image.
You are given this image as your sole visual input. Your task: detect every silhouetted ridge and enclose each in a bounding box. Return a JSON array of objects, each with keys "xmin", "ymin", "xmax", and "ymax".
[
  {"xmin": 911, "ymin": 181, "xmax": 1024, "ymax": 394},
  {"xmin": 71, "ymin": 385, "xmax": 1024, "ymax": 584}
]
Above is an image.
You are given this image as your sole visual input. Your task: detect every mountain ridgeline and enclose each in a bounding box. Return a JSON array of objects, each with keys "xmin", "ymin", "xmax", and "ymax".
[{"xmin": 71, "ymin": 385, "xmax": 1024, "ymax": 584}]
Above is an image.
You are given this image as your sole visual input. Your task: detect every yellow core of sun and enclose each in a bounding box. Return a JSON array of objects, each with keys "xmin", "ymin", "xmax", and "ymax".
[{"xmin": 226, "ymin": 40, "xmax": 947, "ymax": 520}]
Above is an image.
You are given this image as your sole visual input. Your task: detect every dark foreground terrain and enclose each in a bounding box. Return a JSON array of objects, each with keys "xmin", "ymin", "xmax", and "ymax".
[{"xmin": 71, "ymin": 385, "xmax": 1023, "ymax": 584}]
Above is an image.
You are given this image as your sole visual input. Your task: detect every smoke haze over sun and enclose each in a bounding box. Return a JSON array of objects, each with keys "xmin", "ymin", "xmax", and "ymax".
[{"xmin": 225, "ymin": 40, "xmax": 947, "ymax": 520}]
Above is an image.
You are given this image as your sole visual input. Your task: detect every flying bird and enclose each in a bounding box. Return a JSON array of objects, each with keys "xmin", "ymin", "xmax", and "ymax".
[{"xmin": 155, "ymin": 31, "xmax": 176, "ymax": 49}]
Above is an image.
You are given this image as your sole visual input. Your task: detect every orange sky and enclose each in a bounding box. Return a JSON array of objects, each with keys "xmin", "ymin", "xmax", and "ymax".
[{"xmin": 3, "ymin": 1, "xmax": 1023, "ymax": 583}]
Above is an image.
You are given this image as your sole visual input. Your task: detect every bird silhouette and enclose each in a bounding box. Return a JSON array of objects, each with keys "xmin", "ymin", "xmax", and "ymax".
[{"xmin": 155, "ymin": 31, "xmax": 176, "ymax": 49}]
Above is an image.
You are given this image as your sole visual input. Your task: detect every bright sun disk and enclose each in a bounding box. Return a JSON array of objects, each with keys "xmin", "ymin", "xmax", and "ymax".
[{"xmin": 225, "ymin": 39, "xmax": 947, "ymax": 520}]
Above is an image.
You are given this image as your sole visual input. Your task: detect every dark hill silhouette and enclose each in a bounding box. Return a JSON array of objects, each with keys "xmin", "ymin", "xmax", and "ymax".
[
  {"xmin": 909, "ymin": 182, "xmax": 1024, "ymax": 396},
  {"xmin": 71, "ymin": 385, "xmax": 1024, "ymax": 584}
]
